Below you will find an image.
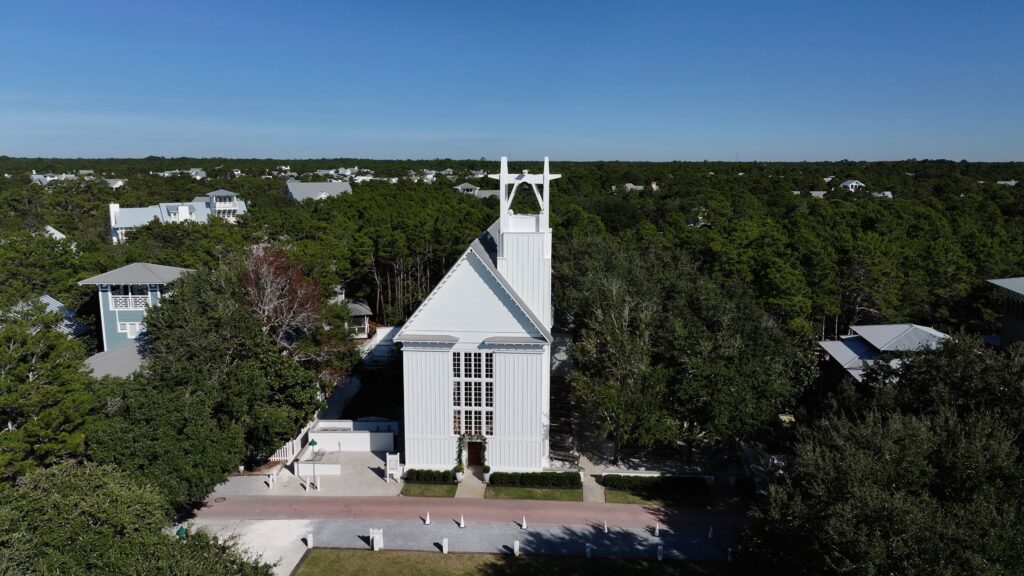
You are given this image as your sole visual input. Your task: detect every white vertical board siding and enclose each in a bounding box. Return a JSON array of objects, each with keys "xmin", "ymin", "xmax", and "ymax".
[
  {"xmin": 498, "ymin": 232, "xmax": 552, "ymax": 329},
  {"xmin": 491, "ymin": 348, "xmax": 549, "ymax": 471},
  {"xmin": 403, "ymin": 349, "xmax": 457, "ymax": 469}
]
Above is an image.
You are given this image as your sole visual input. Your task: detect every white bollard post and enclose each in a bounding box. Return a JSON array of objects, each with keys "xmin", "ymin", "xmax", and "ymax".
[
  {"xmin": 513, "ymin": 540, "xmax": 520, "ymax": 557},
  {"xmin": 603, "ymin": 520, "xmax": 608, "ymax": 534},
  {"xmin": 459, "ymin": 514, "xmax": 465, "ymax": 529},
  {"xmin": 425, "ymin": 512, "xmax": 431, "ymax": 525},
  {"xmin": 586, "ymin": 543, "xmax": 592, "ymax": 559},
  {"xmin": 442, "ymin": 538, "xmax": 449, "ymax": 554},
  {"xmin": 306, "ymin": 532, "xmax": 313, "ymax": 549},
  {"xmin": 654, "ymin": 522, "xmax": 660, "ymax": 537},
  {"xmin": 522, "ymin": 516, "xmax": 528, "ymax": 530},
  {"xmin": 657, "ymin": 545, "xmax": 663, "ymax": 561}
]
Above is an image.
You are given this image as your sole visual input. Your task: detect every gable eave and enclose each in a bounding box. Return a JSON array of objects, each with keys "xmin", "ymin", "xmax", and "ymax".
[{"xmin": 395, "ymin": 243, "xmax": 552, "ymax": 344}]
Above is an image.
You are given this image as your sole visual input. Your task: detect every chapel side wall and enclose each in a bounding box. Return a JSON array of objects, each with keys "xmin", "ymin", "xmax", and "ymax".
[
  {"xmin": 402, "ymin": 348, "xmax": 457, "ymax": 470},
  {"xmin": 489, "ymin": 348, "xmax": 547, "ymax": 471}
]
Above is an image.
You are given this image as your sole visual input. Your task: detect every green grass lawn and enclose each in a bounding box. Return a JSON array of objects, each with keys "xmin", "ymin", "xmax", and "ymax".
[
  {"xmin": 604, "ymin": 488, "xmax": 665, "ymax": 506},
  {"xmin": 401, "ymin": 483, "xmax": 457, "ymax": 497},
  {"xmin": 484, "ymin": 485, "xmax": 584, "ymax": 501},
  {"xmin": 293, "ymin": 549, "xmax": 731, "ymax": 576}
]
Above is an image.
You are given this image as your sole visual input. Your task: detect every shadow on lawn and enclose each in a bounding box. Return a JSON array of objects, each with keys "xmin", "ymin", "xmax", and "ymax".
[{"xmin": 474, "ymin": 522, "xmax": 734, "ymax": 575}]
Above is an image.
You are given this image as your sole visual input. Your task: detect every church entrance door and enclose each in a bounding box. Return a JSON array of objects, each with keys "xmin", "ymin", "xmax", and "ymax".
[{"xmin": 467, "ymin": 441, "xmax": 483, "ymax": 466}]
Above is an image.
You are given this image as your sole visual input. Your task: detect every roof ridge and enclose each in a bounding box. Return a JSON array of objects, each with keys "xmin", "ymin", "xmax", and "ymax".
[{"xmin": 879, "ymin": 324, "xmax": 915, "ymax": 351}]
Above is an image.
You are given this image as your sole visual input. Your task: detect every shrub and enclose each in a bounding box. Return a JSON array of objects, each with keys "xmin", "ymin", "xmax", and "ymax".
[
  {"xmin": 600, "ymin": 474, "xmax": 710, "ymax": 505},
  {"xmin": 488, "ymin": 471, "xmax": 582, "ymax": 488},
  {"xmin": 403, "ymin": 469, "xmax": 454, "ymax": 484}
]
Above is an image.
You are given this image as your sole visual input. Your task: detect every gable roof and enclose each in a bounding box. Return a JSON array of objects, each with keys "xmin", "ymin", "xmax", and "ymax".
[
  {"xmin": 819, "ymin": 323, "xmax": 947, "ymax": 382},
  {"xmin": 851, "ymin": 324, "xmax": 947, "ymax": 352},
  {"xmin": 286, "ymin": 181, "xmax": 352, "ymax": 201},
  {"xmin": 78, "ymin": 262, "xmax": 192, "ymax": 285},
  {"xmin": 989, "ymin": 276, "xmax": 1024, "ymax": 298},
  {"xmin": 396, "ymin": 222, "xmax": 551, "ymax": 344}
]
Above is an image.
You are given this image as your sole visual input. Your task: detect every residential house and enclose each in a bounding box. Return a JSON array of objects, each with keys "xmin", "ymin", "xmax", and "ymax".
[
  {"xmin": 989, "ymin": 277, "xmax": 1024, "ymax": 347},
  {"xmin": 77, "ymin": 262, "xmax": 191, "ymax": 353},
  {"xmin": 108, "ymin": 189, "xmax": 247, "ymax": 244},
  {"xmin": 105, "ymin": 178, "xmax": 125, "ymax": 189},
  {"xmin": 78, "ymin": 170, "xmax": 94, "ymax": 176},
  {"xmin": 872, "ymin": 191, "xmax": 894, "ymax": 199},
  {"xmin": 819, "ymin": 324, "xmax": 948, "ymax": 382},
  {"xmin": 996, "ymin": 180, "xmax": 1018, "ymax": 187},
  {"xmin": 453, "ymin": 182, "xmax": 480, "ymax": 195},
  {"xmin": 285, "ymin": 180, "xmax": 352, "ymax": 201},
  {"xmin": 623, "ymin": 183, "xmax": 644, "ymax": 192},
  {"xmin": 840, "ymin": 179, "xmax": 865, "ymax": 192},
  {"xmin": 30, "ymin": 172, "xmax": 76, "ymax": 185},
  {"xmin": 395, "ymin": 157, "xmax": 556, "ymax": 472}
]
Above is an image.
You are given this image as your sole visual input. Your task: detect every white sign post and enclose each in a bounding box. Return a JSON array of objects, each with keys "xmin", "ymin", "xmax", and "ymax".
[{"xmin": 386, "ymin": 453, "xmax": 401, "ymax": 483}]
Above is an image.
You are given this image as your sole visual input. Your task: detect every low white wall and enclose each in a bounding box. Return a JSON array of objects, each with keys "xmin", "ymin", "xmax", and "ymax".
[
  {"xmin": 308, "ymin": 430, "xmax": 394, "ymax": 452},
  {"xmin": 315, "ymin": 419, "xmax": 399, "ymax": 434},
  {"xmin": 294, "ymin": 460, "xmax": 343, "ymax": 476}
]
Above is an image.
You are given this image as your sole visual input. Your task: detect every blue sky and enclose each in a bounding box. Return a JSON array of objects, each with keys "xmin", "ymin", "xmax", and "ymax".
[{"xmin": 1, "ymin": 1, "xmax": 1022, "ymax": 160}]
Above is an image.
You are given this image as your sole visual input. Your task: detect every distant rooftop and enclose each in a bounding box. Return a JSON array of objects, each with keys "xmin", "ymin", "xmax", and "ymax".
[{"xmin": 286, "ymin": 181, "xmax": 352, "ymax": 201}]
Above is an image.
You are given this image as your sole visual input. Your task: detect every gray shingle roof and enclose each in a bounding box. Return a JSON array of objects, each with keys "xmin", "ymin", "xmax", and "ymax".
[
  {"xmin": 286, "ymin": 181, "xmax": 352, "ymax": 201},
  {"xmin": 78, "ymin": 263, "xmax": 192, "ymax": 285},
  {"xmin": 86, "ymin": 345, "xmax": 143, "ymax": 378}
]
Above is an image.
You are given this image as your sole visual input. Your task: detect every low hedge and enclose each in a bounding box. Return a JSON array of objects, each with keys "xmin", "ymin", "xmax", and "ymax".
[
  {"xmin": 488, "ymin": 471, "xmax": 582, "ymax": 488},
  {"xmin": 404, "ymin": 469, "xmax": 455, "ymax": 484},
  {"xmin": 601, "ymin": 474, "xmax": 710, "ymax": 503}
]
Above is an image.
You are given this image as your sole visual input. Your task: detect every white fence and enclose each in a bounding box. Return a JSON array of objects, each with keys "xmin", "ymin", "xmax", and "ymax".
[{"xmin": 268, "ymin": 418, "xmax": 316, "ymax": 463}]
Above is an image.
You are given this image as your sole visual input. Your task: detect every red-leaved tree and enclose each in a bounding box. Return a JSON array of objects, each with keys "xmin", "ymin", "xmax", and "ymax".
[{"xmin": 243, "ymin": 246, "xmax": 323, "ymax": 348}]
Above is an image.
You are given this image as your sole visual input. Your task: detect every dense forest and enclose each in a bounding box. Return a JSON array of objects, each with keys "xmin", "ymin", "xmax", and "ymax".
[{"xmin": 1, "ymin": 156, "xmax": 1022, "ymax": 573}]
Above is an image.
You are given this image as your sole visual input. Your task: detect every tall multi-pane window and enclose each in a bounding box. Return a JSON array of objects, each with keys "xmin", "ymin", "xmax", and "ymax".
[{"xmin": 452, "ymin": 351, "xmax": 494, "ymax": 436}]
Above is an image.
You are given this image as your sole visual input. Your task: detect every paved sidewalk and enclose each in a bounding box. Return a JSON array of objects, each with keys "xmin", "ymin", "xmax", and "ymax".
[
  {"xmin": 579, "ymin": 455, "xmax": 606, "ymax": 503},
  {"xmin": 455, "ymin": 467, "xmax": 486, "ymax": 499}
]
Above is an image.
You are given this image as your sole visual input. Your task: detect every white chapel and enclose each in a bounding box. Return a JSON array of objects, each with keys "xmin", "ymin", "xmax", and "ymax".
[{"xmin": 395, "ymin": 156, "xmax": 558, "ymax": 472}]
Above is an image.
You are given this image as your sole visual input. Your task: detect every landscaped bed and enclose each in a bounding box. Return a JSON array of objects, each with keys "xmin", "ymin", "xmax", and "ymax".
[
  {"xmin": 401, "ymin": 483, "xmax": 457, "ymax": 497},
  {"xmin": 484, "ymin": 485, "xmax": 584, "ymax": 501},
  {"xmin": 293, "ymin": 549, "xmax": 732, "ymax": 576}
]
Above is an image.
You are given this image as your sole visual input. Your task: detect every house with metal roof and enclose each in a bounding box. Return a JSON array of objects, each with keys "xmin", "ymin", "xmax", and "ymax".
[
  {"xmin": 8, "ymin": 295, "xmax": 90, "ymax": 338},
  {"xmin": 78, "ymin": 262, "xmax": 192, "ymax": 353},
  {"xmin": 285, "ymin": 180, "xmax": 352, "ymax": 202},
  {"xmin": 395, "ymin": 157, "xmax": 557, "ymax": 473},
  {"xmin": 819, "ymin": 324, "xmax": 948, "ymax": 382},
  {"xmin": 108, "ymin": 189, "xmax": 246, "ymax": 244},
  {"xmin": 989, "ymin": 277, "xmax": 1024, "ymax": 347}
]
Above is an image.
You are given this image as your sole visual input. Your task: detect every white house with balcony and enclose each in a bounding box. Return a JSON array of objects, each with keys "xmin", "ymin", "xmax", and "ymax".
[
  {"xmin": 78, "ymin": 262, "xmax": 191, "ymax": 352},
  {"xmin": 395, "ymin": 157, "xmax": 557, "ymax": 472},
  {"xmin": 108, "ymin": 189, "xmax": 246, "ymax": 244}
]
